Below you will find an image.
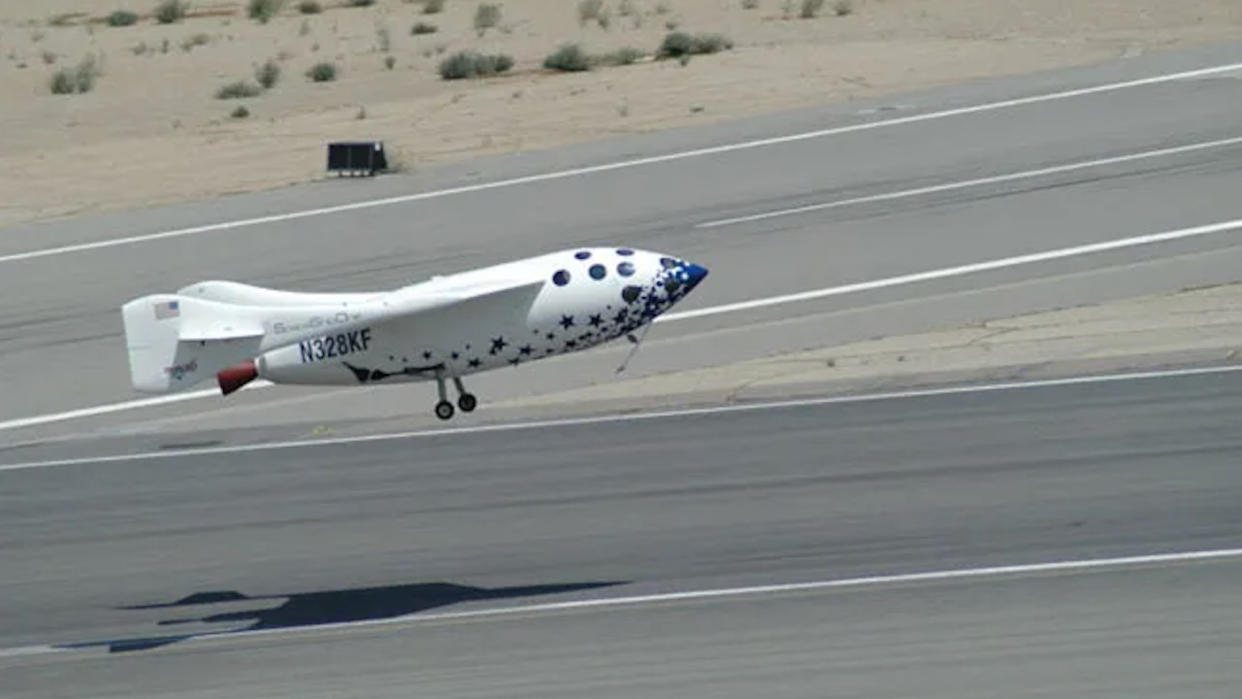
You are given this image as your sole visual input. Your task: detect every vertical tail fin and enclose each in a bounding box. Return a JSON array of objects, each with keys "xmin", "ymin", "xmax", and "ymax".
[{"xmin": 121, "ymin": 295, "xmax": 265, "ymax": 394}]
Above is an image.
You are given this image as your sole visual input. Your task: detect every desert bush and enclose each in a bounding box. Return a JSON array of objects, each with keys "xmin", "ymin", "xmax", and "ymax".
[
  {"xmin": 306, "ymin": 61, "xmax": 337, "ymax": 81},
  {"xmin": 423, "ymin": 0, "xmax": 445, "ymax": 13},
  {"xmin": 618, "ymin": 0, "xmax": 636, "ymax": 15},
  {"xmin": 231, "ymin": 105, "xmax": 250, "ymax": 118},
  {"xmin": 741, "ymin": 0, "xmax": 758, "ymax": 8},
  {"xmin": 438, "ymin": 50, "xmax": 512, "ymax": 79},
  {"xmin": 543, "ymin": 43, "xmax": 591, "ymax": 71},
  {"xmin": 384, "ymin": 55, "xmax": 395, "ymax": 69},
  {"xmin": 216, "ymin": 80, "xmax": 262, "ymax": 98},
  {"xmin": 654, "ymin": 1, "xmax": 670, "ymax": 13},
  {"xmin": 411, "ymin": 21, "xmax": 437, "ymax": 34},
  {"xmin": 599, "ymin": 46, "xmax": 643, "ymax": 65},
  {"xmin": 376, "ymin": 23, "xmax": 391, "ymax": 51},
  {"xmin": 799, "ymin": 0, "xmax": 823, "ymax": 18},
  {"xmin": 349, "ymin": 0, "xmax": 375, "ymax": 5},
  {"xmin": 691, "ymin": 32, "xmax": 732, "ymax": 53},
  {"xmin": 248, "ymin": 0, "xmax": 284, "ymax": 22},
  {"xmin": 49, "ymin": 70, "xmax": 75, "ymax": 95},
  {"xmin": 154, "ymin": 0, "xmax": 189, "ymax": 23},
  {"xmin": 49, "ymin": 55, "xmax": 98, "ymax": 94},
  {"xmin": 657, "ymin": 31, "xmax": 692, "ymax": 57},
  {"xmin": 42, "ymin": 50, "xmax": 58, "ymax": 65},
  {"xmin": 832, "ymin": 0, "xmax": 851, "ymax": 15},
  {"xmin": 473, "ymin": 3, "xmax": 501, "ymax": 35},
  {"xmin": 255, "ymin": 58, "xmax": 280, "ymax": 88},
  {"xmin": 298, "ymin": 0, "xmax": 321, "ymax": 12},
  {"xmin": 107, "ymin": 10, "xmax": 139, "ymax": 26},
  {"xmin": 658, "ymin": 31, "xmax": 732, "ymax": 58},
  {"xmin": 181, "ymin": 32, "xmax": 210, "ymax": 51}
]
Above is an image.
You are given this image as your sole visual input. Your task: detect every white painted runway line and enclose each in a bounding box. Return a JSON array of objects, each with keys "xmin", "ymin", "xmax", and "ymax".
[
  {"xmin": 3, "ymin": 215, "xmax": 1241, "ymax": 434},
  {"xmin": 2, "ymin": 547, "xmax": 1238, "ymax": 658},
  {"xmin": 3, "ymin": 364, "xmax": 1241, "ymax": 472},
  {"xmin": 697, "ymin": 135, "xmax": 1242, "ymax": 228},
  {"xmin": 661, "ymin": 216, "xmax": 1242, "ymax": 322},
  {"xmin": 3, "ymin": 61, "xmax": 1241, "ymax": 264}
]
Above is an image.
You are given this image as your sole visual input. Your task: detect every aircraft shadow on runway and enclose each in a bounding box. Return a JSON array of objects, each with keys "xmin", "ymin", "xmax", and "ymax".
[{"xmin": 60, "ymin": 580, "xmax": 626, "ymax": 653}]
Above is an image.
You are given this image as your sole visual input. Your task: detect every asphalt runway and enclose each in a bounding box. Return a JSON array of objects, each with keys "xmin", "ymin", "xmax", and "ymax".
[
  {"xmin": 2, "ymin": 370, "xmax": 1241, "ymax": 697},
  {"xmin": 3, "ymin": 44, "xmax": 1242, "ymax": 439}
]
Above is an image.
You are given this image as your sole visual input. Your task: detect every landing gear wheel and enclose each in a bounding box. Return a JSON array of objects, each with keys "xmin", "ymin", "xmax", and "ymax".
[
  {"xmin": 457, "ymin": 393, "xmax": 478, "ymax": 413},
  {"xmin": 434, "ymin": 400, "xmax": 455, "ymax": 421}
]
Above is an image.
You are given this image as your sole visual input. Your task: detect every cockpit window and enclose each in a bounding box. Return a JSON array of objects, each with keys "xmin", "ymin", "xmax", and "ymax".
[
  {"xmin": 621, "ymin": 285, "xmax": 641, "ymax": 303},
  {"xmin": 575, "ymin": 251, "xmax": 592, "ymax": 260},
  {"xmin": 589, "ymin": 264, "xmax": 606, "ymax": 280},
  {"xmin": 552, "ymin": 270, "xmax": 571, "ymax": 286},
  {"xmin": 616, "ymin": 248, "xmax": 634, "ymax": 256},
  {"xmin": 659, "ymin": 257, "xmax": 678, "ymax": 269},
  {"xmin": 617, "ymin": 261, "xmax": 635, "ymax": 277},
  {"xmin": 664, "ymin": 278, "xmax": 682, "ymax": 294}
]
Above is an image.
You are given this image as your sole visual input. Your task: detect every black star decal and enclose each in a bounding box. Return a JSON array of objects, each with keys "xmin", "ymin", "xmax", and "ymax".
[
  {"xmin": 401, "ymin": 356, "xmax": 409, "ymax": 363},
  {"xmin": 565, "ymin": 339, "xmax": 577, "ymax": 349},
  {"xmin": 588, "ymin": 314, "xmax": 603, "ymax": 328},
  {"xmin": 545, "ymin": 332, "xmax": 556, "ymax": 341},
  {"xmin": 387, "ymin": 355, "xmax": 395, "ymax": 361},
  {"xmin": 489, "ymin": 336, "xmax": 507, "ymax": 355},
  {"xmin": 422, "ymin": 350, "xmax": 433, "ymax": 360},
  {"xmin": 451, "ymin": 351, "xmax": 460, "ymax": 360},
  {"xmin": 519, "ymin": 344, "xmax": 533, "ymax": 356},
  {"xmin": 560, "ymin": 314, "xmax": 575, "ymax": 329},
  {"xmin": 613, "ymin": 309, "xmax": 628, "ymax": 324},
  {"xmin": 508, "ymin": 357, "xmax": 521, "ymax": 366},
  {"xmin": 545, "ymin": 348, "xmax": 555, "ymax": 354},
  {"xmin": 468, "ymin": 358, "xmax": 481, "ymax": 368}
]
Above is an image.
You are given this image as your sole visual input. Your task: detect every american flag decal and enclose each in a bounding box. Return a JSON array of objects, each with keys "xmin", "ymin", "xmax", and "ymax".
[{"xmin": 153, "ymin": 300, "xmax": 180, "ymax": 320}]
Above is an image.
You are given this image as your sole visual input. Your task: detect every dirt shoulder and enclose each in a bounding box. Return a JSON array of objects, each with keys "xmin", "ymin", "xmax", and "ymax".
[{"xmin": 0, "ymin": 0, "xmax": 1239, "ymax": 226}]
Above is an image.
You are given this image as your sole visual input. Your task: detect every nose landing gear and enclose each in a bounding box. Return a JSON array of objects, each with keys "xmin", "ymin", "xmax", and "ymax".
[{"xmin": 434, "ymin": 371, "xmax": 478, "ymax": 420}]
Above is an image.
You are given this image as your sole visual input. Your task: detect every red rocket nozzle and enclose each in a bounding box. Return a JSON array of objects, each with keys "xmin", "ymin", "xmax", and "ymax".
[{"xmin": 217, "ymin": 360, "xmax": 258, "ymax": 396}]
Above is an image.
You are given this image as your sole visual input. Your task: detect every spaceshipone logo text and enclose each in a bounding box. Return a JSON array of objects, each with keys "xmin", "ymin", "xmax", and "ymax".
[{"xmin": 299, "ymin": 328, "xmax": 372, "ymax": 363}]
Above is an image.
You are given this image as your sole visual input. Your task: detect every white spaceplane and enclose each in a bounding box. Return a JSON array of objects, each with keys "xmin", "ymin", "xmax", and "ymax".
[{"xmin": 121, "ymin": 247, "xmax": 708, "ymax": 419}]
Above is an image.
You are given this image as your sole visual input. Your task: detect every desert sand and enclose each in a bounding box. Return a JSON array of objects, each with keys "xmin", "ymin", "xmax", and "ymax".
[{"xmin": 0, "ymin": 0, "xmax": 1239, "ymax": 225}]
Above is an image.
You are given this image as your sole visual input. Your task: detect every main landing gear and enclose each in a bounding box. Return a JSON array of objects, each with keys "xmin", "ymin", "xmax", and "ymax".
[{"xmin": 433, "ymin": 372, "xmax": 477, "ymax": 420}]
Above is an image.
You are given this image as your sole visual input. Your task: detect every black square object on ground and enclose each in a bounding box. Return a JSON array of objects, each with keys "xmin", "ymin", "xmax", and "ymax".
[{"xmin": 327, "ymin": 141, "xmax": 388, "ymax": 176}]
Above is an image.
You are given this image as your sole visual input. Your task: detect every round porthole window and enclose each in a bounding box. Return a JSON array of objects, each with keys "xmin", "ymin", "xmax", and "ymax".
[
  {"xmin": 617, "ymin": 261, "xmax": 635, "ymax": 277},
  {"xmin": 622, "ymin": 285, "xmax": 642, "ymax": 303},
  {"xmin": 574, "ymin": 251, "xmax": 592, "ymax": 260},
  {"xmin": 589, "ymin": 264, "xmax": 606, "ymax": 280},
  {"xmin": 553, "ymin": 270, "xmax": 571, "ymax": 286},
  {"xmin": 616, "ymin": 248, "xmax": 634, "ymax": 256}
]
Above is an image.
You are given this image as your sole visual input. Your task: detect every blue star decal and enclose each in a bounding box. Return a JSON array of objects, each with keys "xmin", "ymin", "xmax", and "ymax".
[
  {"xmin": 613, "ymin": 309, "xmax": 628, "ymax": 324},
  {"xmin": 588, "ymin": 314, "xmax": 603, "ymax": 328},
  {"xmin": 468, "ymin": 358, "xmax": 481, "ymax": 368},
  {"xmin": 508, "ymin": 357, "xmax": 521, "ymax": 366},
  {"xmin": 560, "ymin": 314, "xmax": 575, "ymax": 329},
  {"xmin": 519, "ymin": 344, "xmax": 533, "ymax": 356},
  {"xmin": 489, "ymin": 336, "xmax": 507, "ymax": 355}
]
